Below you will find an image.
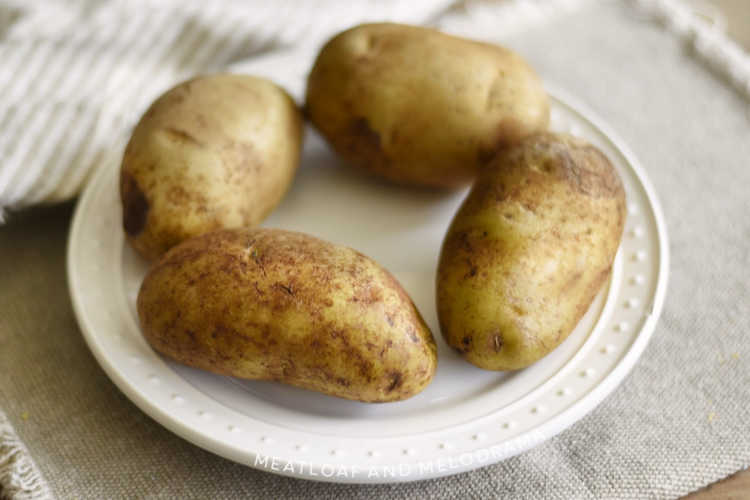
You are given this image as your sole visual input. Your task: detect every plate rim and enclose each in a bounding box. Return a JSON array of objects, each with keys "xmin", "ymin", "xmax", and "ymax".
[{"xmin": 67, "ymin": 84, "xmax": 669, "ymax": 484}]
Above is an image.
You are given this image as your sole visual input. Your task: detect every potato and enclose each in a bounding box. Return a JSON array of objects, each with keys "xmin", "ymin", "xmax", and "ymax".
[
  {"xmin": 436, "ymin": 133, "xmax": 626, "ymax": 370},
  {"xmin": 305, "ymin": 23, "xmax": 549, "ymax": 189},
  {"xmin": 137, "ymin": 228, "xmax": 437, "ymax": 402},
  {"xmin": 120, "ymin": 74, "xmax": 303, "ymax": 260}
]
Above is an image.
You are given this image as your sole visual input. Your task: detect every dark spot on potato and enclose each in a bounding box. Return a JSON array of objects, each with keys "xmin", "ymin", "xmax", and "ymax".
[
  {"xmin": 511, "ymin": 305, "xmax": 526, "ymax": 317},
  {"xmin": 379, "ymin": 339, "xmax": 394, "ymax": 358},
  {"xmin": 120, "ymin": 171, "xmax": 149, "ymax": 236},
  {"xmin": 450, "ymin": 344, "xmax": 467, "ymax": 355},
  {"xmin": 350, "ymin": 118, "xmax": 380, "ymax": 145},
  {"xmin": 386, "ymin": 372, "xmax": 403, "ymax": 392},
  {"xmin": 164, "ymin": 127, "xmax": 203, "ymax": 147},
  {"xmin": 456, "ymin": 335, "xmax": 473, "ymax": 353},
  {"xmin": 344, "ymin": 117, "xmax": 387, "ymax": 170},
  {"xmin": 477, "ymin": 147, "xmax": 498, "ymax": 165},
  {"xmin": 456, "ymin": 231, "xmax": 474, "ymax": 253}
]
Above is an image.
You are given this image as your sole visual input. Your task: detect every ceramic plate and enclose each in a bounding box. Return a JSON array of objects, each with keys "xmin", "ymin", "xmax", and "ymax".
[{"xmin": 67, "ymin": 87, "xmax": 668, "ymax": 483}]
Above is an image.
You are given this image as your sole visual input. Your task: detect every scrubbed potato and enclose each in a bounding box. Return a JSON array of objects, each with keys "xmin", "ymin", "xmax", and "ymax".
[
  {"xmin": 305, "ymin": 23, "xmax": 549, "ymax": 188},
  {"xmin": 437, "ymin": 133, "xmax": 626, "ymax": 370},
  {"xmin": 137, "ymin": 228, "xmax": 437, "ymax": 402},
  {"xmin": 120, "ymin": 74, "xmax": 303, "ymax": 260}
]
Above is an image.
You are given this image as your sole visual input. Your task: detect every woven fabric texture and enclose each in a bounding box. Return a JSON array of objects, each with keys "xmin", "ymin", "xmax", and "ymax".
[{"xmin": 1, "ymin": 1, "xmax": 749, "ymax": 499}]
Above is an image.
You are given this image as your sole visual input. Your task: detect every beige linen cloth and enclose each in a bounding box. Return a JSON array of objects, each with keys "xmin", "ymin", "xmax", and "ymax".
[{"xmin": 1, "ymin": 0, "xmax": 750, "ymax": 498}]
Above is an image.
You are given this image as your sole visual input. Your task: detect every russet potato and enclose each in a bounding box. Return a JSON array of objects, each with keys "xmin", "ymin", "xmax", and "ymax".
[
  {"xmin": 306, "ymin": 23, "xmax": 549, "ymax": 188},
  {"xmin": 121, "ymin": 74, "xmax": 303, "ymax": 260},
  {"xmin": 137, "ymin": 228, "xmax": 437, "ymax": 402},
  {"xmin": 437, "ymin": 133, "xmax": 626, "ymax": 370}
]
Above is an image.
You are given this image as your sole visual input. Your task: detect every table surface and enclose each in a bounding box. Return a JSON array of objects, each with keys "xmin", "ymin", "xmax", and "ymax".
[{"xmin": 686, "ymin": 469, "xmax": 750, "ymax": 499}]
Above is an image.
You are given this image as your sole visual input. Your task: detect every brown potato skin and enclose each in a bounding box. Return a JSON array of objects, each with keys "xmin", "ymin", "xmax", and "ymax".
[
  {"xmin": 436, "ymin": 133, "xmax": 626, "ymax": 370},
  {"xmin": 137, "ymin": 228, "xmax": 437, "ymax": 402},
  {"xmin": 305, "ymin": 23, "xmax": 549, "ymax": 189},
  {"xmin": 121, "ymin": 74, "xmax": 303, "ymax": 260}
]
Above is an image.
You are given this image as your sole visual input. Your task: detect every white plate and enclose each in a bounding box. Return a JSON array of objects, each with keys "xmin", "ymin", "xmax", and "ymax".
[{"xmin": 67, "ymin": 87, "xmax": 668, "ymax": 483}]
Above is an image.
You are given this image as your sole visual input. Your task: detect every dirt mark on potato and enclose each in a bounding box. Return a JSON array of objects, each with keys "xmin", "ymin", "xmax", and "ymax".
[{"xmin": 120, "ymin": 171, "xmax": 149, "ymax": 236}]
